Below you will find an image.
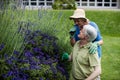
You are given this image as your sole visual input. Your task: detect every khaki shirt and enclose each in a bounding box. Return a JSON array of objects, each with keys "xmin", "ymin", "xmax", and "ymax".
[{"xmin": 70, "ymin": 41, "xmax": 100, "ymax": 80}]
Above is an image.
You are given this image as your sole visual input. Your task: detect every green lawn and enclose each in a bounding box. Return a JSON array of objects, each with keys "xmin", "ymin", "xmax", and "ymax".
[{"xmin": 101, "ymin": 35, "xmax": 120, "ymax": 79}]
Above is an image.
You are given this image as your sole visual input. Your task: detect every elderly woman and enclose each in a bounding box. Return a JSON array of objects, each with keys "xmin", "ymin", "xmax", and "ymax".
[{"xmin": 63, "ymin": 25, "xmax": 101, "ymax": 80}]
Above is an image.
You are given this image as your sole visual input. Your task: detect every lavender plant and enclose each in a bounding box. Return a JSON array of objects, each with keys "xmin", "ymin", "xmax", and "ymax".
[
  {"xmin": 1, "ymin": 28, "xmax": 69, "ymax": 80},
  {"xmin": 0, "ymin": 2, "xmax": 70, "ymax": 80}
]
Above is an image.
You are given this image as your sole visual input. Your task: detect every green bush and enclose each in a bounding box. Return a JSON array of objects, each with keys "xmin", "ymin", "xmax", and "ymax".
[
  {"xmin": 52, "ymin": 0, "xmax": 76, "ymax": 10},
  {"xmin": 0, "ymin": 8, "xmax": 70, "ymax": 80}
]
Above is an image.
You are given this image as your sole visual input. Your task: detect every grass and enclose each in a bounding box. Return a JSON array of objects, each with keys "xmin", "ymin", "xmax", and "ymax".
[
  {"xmin": 86, "ymin": 10, "xmax": 120, "ymax": 37},
  {"xmin": 101, "ymin": 35, "xmax": 120, "ymax": 79}
]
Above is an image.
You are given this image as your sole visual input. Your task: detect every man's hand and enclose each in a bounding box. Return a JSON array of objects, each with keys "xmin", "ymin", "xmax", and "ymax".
[
  {"xmin": 62, "ymin": 52, "xmax": 69, "ymax": 61},
  {"xmin": 89, "ymin": 42, "xmax": 99, "ymax": 54}
]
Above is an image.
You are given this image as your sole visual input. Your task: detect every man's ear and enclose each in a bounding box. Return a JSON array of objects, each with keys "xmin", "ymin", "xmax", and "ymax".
[{"xmin": 85, "ymin": 36, "xmax": 89, "ymax": 41}]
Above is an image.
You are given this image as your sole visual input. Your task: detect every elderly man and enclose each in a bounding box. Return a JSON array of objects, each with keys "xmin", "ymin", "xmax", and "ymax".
[{"xmin": 69, "ymin": 25, "xmax": 101, "ymax": 80}]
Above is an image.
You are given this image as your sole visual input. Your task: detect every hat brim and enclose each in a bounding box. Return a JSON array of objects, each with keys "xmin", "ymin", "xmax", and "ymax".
[{"xmin": 69, "ymin": 16, "xmax": 87, "ymax": 20}]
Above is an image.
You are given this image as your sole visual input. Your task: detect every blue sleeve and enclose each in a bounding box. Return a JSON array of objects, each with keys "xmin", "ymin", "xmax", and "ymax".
[
  {"xmin": 74, "ymin": 25, "xmax": 80, "ymax": 41},
  {"xmin": 89, "ymin": 21, "xmax": 102, "ymax": 42},
  {"xmin": 89, "ymin": 21, "xmax": 102, "ymax": 58}
]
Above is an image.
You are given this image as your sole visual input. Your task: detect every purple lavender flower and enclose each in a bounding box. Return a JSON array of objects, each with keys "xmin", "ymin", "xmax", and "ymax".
[
  {"xmin": 25, "ymin": 30, "xmax": 31, "ymax": 35},
  {"xmin": 32, "ymin": 47, "xmax": 41, "ymax": 53},
  {"xmin": 2, "ymin": 28, "xmax": 69, "ymax": 80},
  {"xmin": 6, "ymin": 59, "xmax": 13, "ymax": 65},
  {"xmin": 39, "ymin": 78, "xmax": 43, "ymax": 80},
  {"xmin": 0, "ymin": 43, "xmax": 4, "ymax": 51},
  {"xmin": 50, "ymin": 64, "xmax": 57, "ymax": 75},
  {"xmin": 33, "ymin": 30, "xmax": 41, "ymax": 36},
  {"xmin": 4, "ymin": 53, "xmax": 8, "ymax": 59},
  {"xmin": 13, "ymin": 50, "xmax": 19, "ymax": 55},
  {"xmin": 56, "ymin": 64, "xmax": 65, "ymax": 75},
  {"xmin": 30, "ymin": 64, "xmax": 41, "ymax": 70},
  {"xmin": 24, "ymin": 50, "xmax": 33, "ymax": 57}
]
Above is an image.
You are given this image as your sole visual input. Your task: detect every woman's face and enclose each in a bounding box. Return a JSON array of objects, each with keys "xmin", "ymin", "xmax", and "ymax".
[{"xmin": 73, "ymin": 19, "xmax": 84, "ymax": 27}]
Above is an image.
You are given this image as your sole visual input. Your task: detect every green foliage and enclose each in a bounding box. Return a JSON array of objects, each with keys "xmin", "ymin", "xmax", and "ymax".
[
  {"xmin": 52, "ymin": 1, "xmax": 63, "ymax": 9},
  {"xmin": 0, "ymin": 10, "xmax": 22, "ymax": 55},
  {"xmin": 0, "ymin": 0, "xmax": 10, "ymax": 10},
  {"xmin": 0, "ymin": 8, "xmax": 70, "ymax": 80},
  {"xmin": 27, "ymin": 64, "xmax": 66, "ymax": 80},
  {"xmin": 52, "ymin": 0, "xmax": 76, "ymax": 10}
]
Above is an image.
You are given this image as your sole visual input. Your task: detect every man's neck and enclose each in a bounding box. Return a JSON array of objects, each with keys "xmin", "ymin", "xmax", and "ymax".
[{"xmin": 79, "ymin": 40, "xmax": 88, "ymax": 47}]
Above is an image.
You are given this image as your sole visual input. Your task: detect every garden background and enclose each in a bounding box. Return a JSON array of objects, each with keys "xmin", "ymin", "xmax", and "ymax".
[{"xmin": 0, "ymin": 3, "xmax": 120, "ymax": 80}]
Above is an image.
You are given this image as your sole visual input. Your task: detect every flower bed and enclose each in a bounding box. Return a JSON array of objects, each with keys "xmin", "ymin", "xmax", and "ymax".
[{"xmin": 1, "ymin": 29, "xmax": 69, "ymax": 80}]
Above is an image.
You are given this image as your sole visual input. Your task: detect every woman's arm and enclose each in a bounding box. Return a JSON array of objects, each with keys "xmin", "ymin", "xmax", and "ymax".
[
  {"xmin": 98, "ymin": 39, "xmax": 103, "ymax": 46},
  {"xmin": 85, "ymin": 65, "xmax": 101, "ymax": 80}
]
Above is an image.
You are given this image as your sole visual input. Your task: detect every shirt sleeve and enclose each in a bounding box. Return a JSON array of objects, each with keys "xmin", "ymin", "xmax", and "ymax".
[
  {"xmin": 89, "ymin": 21, "xmax": 103, "ymax": 41},
  {"xmin": 94, "ymin": 32, "xmax": 102, "ymax": 41},
  {"xmin": 74, "ymin": 25, "xmax": 80, "ymax": 41},
  {"xmin": 89, "ymin": 52, "xmax": 100, "ymax": 67}
]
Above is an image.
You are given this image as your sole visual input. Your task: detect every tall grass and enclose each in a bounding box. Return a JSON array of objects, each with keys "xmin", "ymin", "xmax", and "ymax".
[{"xmin": 0, "ymin": 10, "xmax": 23, "ymax": 54}]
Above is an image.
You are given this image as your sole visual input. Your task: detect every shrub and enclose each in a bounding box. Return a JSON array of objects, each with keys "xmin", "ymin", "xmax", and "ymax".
[
  {"xmin": 0, "ymin": 6, "xmax": 70, "ymax": 80},
  {"xmin": 1, "ymin": 29, "xmax": 68, "ymax": 80},
  {"xmin": 52, "ymin": 0, "xmax": 76, "ymax": 10}
]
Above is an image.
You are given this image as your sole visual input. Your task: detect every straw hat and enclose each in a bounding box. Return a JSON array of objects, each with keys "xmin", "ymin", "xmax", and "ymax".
[{"xmin": 70, "ymin": 9, "xmax": 87, "ymax": 19}]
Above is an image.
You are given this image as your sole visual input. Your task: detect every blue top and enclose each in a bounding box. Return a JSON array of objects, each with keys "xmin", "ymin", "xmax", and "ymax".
[{"xmin": 73, "ymin": 21, "xmax": 102, "ymax": 58}]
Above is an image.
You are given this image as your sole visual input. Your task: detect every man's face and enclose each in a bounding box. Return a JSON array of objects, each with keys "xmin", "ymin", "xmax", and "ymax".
[
  {"xmin": 78, "ymin": 29, "xmax": 85, "ymax": 39},
  {"xmin": 73, "ymin": 18, "xmax": 84, "ymax": 27}
]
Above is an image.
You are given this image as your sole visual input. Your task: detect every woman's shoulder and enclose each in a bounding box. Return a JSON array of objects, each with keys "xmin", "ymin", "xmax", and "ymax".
[
  {"xmin": 89, "ymin": 21, "xmax": 98, "ymax": 26},
  {"xmin": 89, "ymin": 21, "xmax": 100, "ymax": 31}
]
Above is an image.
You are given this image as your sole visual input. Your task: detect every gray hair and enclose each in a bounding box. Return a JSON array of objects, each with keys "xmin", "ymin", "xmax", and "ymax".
[{"xmin": 83, "ymin": 25, "xmax": 97, "ymax": 42}]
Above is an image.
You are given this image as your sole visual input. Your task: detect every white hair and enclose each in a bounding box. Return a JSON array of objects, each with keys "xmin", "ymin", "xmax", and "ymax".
[{"xmin": 83, "ymin": 25, "xmax": 97, "ymax": 42}]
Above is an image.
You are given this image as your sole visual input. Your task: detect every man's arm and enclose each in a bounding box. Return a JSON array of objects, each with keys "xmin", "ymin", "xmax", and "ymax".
[
  {"xmin": 68, "ymin": 53, "xmax": 73, "ymax": 61},
  {"xmin": 62, "ymin": 52, "xmax": 73, "ymax": 61},
  {"xmin": 85, "ymin": 65, "xmax": 101, "ymax": 80}
]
